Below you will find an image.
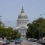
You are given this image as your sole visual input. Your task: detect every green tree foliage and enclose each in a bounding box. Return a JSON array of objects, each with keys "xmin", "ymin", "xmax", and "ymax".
[
  {"xmin": 11, "ymin": 30, "xmax": 21, "ymax": 39},
  {"xmin": 26, "ymin": 18, "xmax": 45, "ymax": 39},
  {"xmin": 26, "ymin": 23, "xmax": 33, "ymax": 38},
  {"xmin": 0, "ymin": 26, "xmax": 21, "ymax": 39},
  {"xmin": 26, "ymin": 29, "xmax": 32, "ymax": 38}
]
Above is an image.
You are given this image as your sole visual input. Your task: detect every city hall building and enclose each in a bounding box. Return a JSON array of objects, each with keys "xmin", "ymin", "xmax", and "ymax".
[{"xmin": 16, "ymin": 7, "xmax": 29, "ymax": 37}]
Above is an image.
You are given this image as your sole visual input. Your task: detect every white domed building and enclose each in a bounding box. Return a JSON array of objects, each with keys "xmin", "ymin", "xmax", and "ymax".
[{"xmin": 16, "ymin": 7, "xmax": 29, "ymax": 37}]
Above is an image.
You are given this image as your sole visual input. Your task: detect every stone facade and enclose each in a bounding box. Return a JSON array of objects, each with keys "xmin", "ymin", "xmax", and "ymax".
[{"xmin": 16, "ymin": 7, "xmax": 29, "ymax": 37}]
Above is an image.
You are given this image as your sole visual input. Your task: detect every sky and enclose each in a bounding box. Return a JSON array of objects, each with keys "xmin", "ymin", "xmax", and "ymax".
[{"xmin": 0, "ymin": 0, "xmax": 45, "ymax": 28}]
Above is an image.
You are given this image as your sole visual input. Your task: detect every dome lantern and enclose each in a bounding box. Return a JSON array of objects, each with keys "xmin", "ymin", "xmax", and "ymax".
[{"xmin": 21, "ymin": 6, "xmax": 24, "ymax": 13}]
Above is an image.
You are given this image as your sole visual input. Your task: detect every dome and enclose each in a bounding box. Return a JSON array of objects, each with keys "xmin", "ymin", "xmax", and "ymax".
[
  {"xmin": 18, "ymin": 7, "xmax": 28, "ymax": 19},
  {"xmin": 19, "ymin": 13, "xmax": 26, "ymax": 16}
]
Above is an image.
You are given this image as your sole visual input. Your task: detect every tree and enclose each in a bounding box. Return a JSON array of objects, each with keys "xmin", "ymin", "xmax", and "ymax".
[
  {"xmin": 16, "ymin": 32, "xmax": 21, "ymax": 39},
  {"xmin": 0, "ymin": 21, "xmax": 21, "ymax": 39},
  {"xmin": 26, "ymin": 23, "xmax": 33, "ymax": 38},
  {"xmin": 26, "ymin": 29, "xmax": 32, "ymax": 38},
  {"xmin": 26, "ymin": 17, "xmax": 45, "ymax": 39},
  {"xmin": 32, "ymin": 18, "xmax": 45, "ymax": 38}
]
